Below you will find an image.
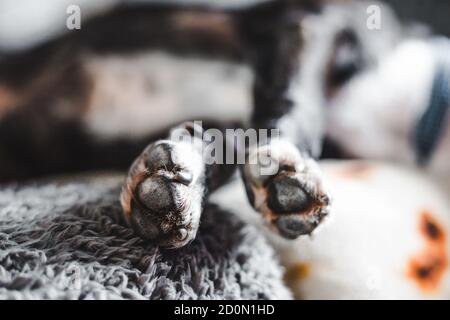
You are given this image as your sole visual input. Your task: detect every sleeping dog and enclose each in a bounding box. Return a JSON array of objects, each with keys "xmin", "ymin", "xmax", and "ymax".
[
  {"xmin": 249, "ymin": 2, "xmax": 450, "ymax": 299},
  {"xmin": 1, "ymin": 0, "xmax": 440, "ymax": 248},
  {"xmin": 0, "ymin": 0, "xmax": 332, "ymax": 248},
  {"xmin": 1, "ymin": 0, "xmax": 449, "ymax": 299}
]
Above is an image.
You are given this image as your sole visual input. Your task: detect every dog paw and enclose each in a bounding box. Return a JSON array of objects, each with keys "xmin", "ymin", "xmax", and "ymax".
[
  {"xmin": 121, "ymin": 123, "xmax": 206, "ymax": 249},
  {"xmin": 242, "ymin": 140, "xmax": 331, "ymax": 239}
]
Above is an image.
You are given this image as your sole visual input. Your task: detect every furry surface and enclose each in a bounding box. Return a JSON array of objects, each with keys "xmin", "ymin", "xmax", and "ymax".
[
  {"xmin": 0, "ymin": 176, "xmax": 291, "ymax": 300},
  {"xmin": 213, "ymin": 161, "xmax": 450, "ymax": 299}
]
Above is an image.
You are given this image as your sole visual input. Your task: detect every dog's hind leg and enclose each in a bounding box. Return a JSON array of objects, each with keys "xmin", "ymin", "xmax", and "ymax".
[
  {"xmin": 236, "ymin": 4, "xmax": 332, "ymax": 239},
  {"xmin": 120, "ymin": 121, "xmax": 236, "ymax": 249}
]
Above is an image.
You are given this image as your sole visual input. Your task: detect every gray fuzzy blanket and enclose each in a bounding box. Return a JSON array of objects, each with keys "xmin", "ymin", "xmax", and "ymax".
[{"xmin": 0, "ymin": 176, "xmax": 291, "ymax": 300}]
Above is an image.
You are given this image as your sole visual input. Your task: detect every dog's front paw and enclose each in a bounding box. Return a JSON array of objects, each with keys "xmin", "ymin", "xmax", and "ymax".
[
  {"xmin": 243, "ymin": 140, "xmax": 331, "ymax": 239},
  {"xmin": 121, "ymin": 124, "xmax": 206, "ymax": 249}
]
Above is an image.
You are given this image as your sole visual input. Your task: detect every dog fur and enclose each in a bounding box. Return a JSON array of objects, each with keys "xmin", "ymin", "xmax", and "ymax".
[
  {"xmin": 0, "ymin": 0, "xmax": 332, "ymax": 247},
  {"xmin": 1, "ymin": 0, "xmax": 449, "ymax": 299}
]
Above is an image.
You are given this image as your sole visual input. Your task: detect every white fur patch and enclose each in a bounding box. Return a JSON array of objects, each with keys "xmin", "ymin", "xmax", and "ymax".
[
  {"xmin": 83, "ymin": 52, "xmax": 252, "ymax": 140},
  {"xmin": 327, "ymin": 40, "xmax": 436, "ymax": 164},
  {"xmin": 281, "ymin": 1, "xmax": 402, "ymax": 156}
]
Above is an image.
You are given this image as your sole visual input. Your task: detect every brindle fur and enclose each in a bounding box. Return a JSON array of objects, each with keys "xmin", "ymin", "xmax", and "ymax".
[{"xmin": 0, "ymin": 1, "xmax": 320, "ymax": 181}]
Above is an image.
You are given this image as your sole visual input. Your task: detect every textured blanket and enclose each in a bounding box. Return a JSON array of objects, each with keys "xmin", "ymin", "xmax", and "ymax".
[{"xmin": 0, "ymin": 176, "xmax": 291, "ymax": 300}]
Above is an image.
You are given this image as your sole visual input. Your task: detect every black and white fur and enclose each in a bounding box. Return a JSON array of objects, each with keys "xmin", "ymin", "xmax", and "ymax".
[
  {"xmin": 210, "ymin": 1, "xmax": 450, "ymax": 298},
  {"xmin": 0, "ymin": 0, "xmax": 331, "ymax": 248},
  {"xmin": 1, "ymin": 0, "xmax": 445, "ymax": 251},
  {"xmin": 301, "ymin": 2, "xmax": 450, "ymax": 189}
]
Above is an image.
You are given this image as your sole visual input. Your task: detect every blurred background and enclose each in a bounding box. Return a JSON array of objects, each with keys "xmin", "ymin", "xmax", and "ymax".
[
  {"xmin": 0, "ymin": 0, "xmax": 449, "ymax": 180},
  {"xmin": 0, "ymin": 0, "xmax": 449, "ymax": 53}
]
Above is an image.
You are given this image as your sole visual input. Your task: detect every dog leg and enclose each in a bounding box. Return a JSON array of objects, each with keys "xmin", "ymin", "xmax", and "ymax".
[
  {"xmin": 241, "ymin": 87, "xmax": 332, "ymax": 239},
  {"xmin": 120, "ymin": 121, "xmax": 235, "ymax": 248},
  {"xmin": 237, "ymin": 8, "xmax": 332, "ymax": 238}
]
